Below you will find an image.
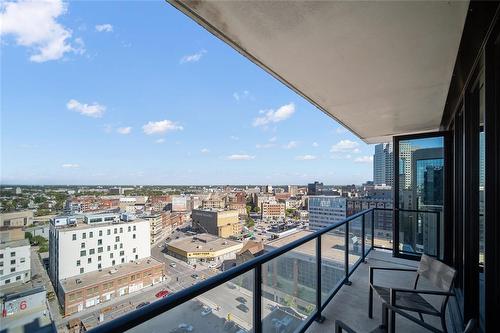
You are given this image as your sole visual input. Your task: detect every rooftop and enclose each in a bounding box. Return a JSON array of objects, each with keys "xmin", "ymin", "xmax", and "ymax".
[
  {"xmin": 167, "ymin": 233, "xmax": 242, "ymax": 253},
  {"xmin": 266, "ymin": 230, "xmax": 360, "ymax": 264},
  {"xmin": 0, "ymin": 238, "xmax": 30, "ymax": 250},
  {"xmin": 59, "ymin": 257, "xmax": 163, "ymax": 293},
  {"xmin": 54, "ymin": 218, "xmax": 147, "ymax": 232}
]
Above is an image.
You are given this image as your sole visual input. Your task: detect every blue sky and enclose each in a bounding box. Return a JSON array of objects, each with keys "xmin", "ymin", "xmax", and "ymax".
[{"xmin": 1, "ymin": 1, "xmax": 374, "ymax": 185}]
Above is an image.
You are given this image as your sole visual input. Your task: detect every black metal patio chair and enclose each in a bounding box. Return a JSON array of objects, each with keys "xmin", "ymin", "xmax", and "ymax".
[{"xmin": 368, "ymin": 254, "xmax": 456, "ymax": 333}]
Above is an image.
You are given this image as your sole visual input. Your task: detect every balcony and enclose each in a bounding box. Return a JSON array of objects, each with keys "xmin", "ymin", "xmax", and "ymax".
[{"xmin": 90, "ymin": 208, "xmax": 449, "ymax": 333}]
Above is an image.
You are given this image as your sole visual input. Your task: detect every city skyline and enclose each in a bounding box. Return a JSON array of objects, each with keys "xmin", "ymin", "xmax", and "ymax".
[{"xmin": 1, "ymin": 1, "xmax": 374, "ymax": 186}]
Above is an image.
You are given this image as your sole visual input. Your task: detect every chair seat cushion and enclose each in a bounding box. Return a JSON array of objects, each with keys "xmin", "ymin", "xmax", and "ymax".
[{"xmin": 372, "ymin": 285, "xmax": 440, "ymax": 315}]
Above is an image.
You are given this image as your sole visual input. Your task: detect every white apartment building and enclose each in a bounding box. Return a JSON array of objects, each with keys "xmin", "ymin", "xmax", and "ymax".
[
  {"xmin": 0, "ymin": 239, "xmax": 31, "ymax": 288},
  {"xmin": 308, "ymin": 196, "xmax": 347, "ymax": 231},
  {"xmin": 49, "ymin": 215, "xmax": 150, "ymax": 294}
]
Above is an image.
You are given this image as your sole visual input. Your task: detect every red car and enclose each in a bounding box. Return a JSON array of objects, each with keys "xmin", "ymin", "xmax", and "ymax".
[{"xmin": 155, "ymin": 290, "xmax": 169, "ymax": 298}]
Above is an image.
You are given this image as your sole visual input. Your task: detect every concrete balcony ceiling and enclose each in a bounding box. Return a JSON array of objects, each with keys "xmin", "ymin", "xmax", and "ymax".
[{"xmin": 168, "ymin": 1, "xmax": 469, "ymax": 143}]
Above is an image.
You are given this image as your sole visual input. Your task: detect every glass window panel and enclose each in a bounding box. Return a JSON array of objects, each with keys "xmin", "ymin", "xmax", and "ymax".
[
  {"xmin": 262, "ymin": 239, "xmax": 316, "ymax": 333},
  {"xmin": 321, "ymin": 226, "xmax": 346, "ymax": 305},
  {"xmin": 128, "ymin": 270, "xmax": 254, "ymax": 333}
]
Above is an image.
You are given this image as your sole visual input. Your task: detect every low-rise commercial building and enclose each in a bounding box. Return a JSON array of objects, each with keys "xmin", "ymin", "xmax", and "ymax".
[
  {"xmin": 0, "ymin": 229, "xmax": 31, "ymax": 289},
  {"xmin": 166, "ymin": 234, "xmax": 243, "ymax": 265},
  {"xmin": 0, "ymin": 287, "xmax": 54, "ymax": 333},
  {"xmin": 192, "ymin": 209, "xmax": 241, "ymax": 238},
  {"xmin": 261, "ymin": 202, "xmax": 286, "ymax": 220},
  {"xmin": 0, "ymin": 211, "xmax": 34, "ymax": 227},
  {"xmin": 59, "ymin": 258, "xmax": 164, "ymax": 315}
]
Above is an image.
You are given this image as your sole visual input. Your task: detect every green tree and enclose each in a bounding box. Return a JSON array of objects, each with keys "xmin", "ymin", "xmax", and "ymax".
[{"xmin": 245, "ymin": 217, "xmax": 255, "ymax": 228}]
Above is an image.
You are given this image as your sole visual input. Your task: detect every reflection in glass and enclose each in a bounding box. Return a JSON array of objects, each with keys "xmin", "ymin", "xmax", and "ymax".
[
  {"xmin": 262, "ymin": 239, "xmax": 317, "ymax": 333},
  {"xmin": 398, "ymin": 137, "xmax": 444, "ymax": 257}
]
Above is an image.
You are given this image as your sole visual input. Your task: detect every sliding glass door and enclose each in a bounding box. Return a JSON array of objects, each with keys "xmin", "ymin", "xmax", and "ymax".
[{"xmin": 393, "ymin": 133, "xmax": 449, "ymax": 260}]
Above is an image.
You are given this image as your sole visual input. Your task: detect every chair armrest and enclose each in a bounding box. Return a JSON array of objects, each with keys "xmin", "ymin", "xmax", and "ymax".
[
  {"xmin": 369, "ymin": 267, "xmax": 418, "ymax": 272},
  {"xmin": 369, "ymin": 266, "xmax": 417, "ymax": 284},
  {"xmin": 383, "ymin": 303, "xmax": 443, "ymax": 333},
  {"xmin": 390, "ymin": 287, "xmax": 455, "ymax": 297},
  {"xmin": 335, "ymin": 320, "xmax": 358, "ymax": 333}
]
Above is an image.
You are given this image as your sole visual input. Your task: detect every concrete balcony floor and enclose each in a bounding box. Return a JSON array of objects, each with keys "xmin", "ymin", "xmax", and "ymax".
[{"xmin": 308, "ymin": 250, "xmax": 454, "ymax": 333}]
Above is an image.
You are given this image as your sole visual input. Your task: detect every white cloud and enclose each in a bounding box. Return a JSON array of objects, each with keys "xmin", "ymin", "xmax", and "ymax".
[
  {"xmin": 200, "ymin": 148, "xmax": 210, "ymax": 154},
  {"xmin": 116, "ymin": 127, "xmax": 132, "ymax": 135},
  {"xmin": 336, "ymin": 127, "xmax": 348, "ymax": 134},
  {"xmin": 284, "ymin": 141, "xmax": 298, "ymax": 149},
  {"xmin": 0, "ymin": 0, "xmax": 84, "ymax": 62},
  {"xmin": 61, "ymin": 163, "xmax": 79, "ymax": 168},
  {"xmin": 155, "ymin": 138, "xmax": 165, "ymax": 144},
  {"xmin": 354, "ymin": 155, "xmax": 373, "ymax": 163},
  {"xmin": 330, "ymin": 140, "xmax": 359, "ymax": 152},
  {"xmin": 180, "ymin": 49, "xmax": 206, "ymax": 64},
  {"xmin": 295, "ymin": 155, "xmax": 317, "ymax": 161},
  {"xmin": 142, "ymin": 120, "xmax": 183, "ymax": 135},
  {"xmin": 233, "ymin": 90, "xmax": 251, "ymax": 102},
  {"xmin": 253, "ymin": 103, "xmax": 295, "ymax": 127},
  {"xmin": 95, "ymin": 24, "xmax": 113, "ymax": 32},
  {"xmin": 312, "ymin": 142, "xmax": 319, "ymax": 147},
  {"xmin": 269, "ymin": 136, "xmax": 277, "ymax": 142},
  {"xmin": 230, "ymin": 136, "xmax": 239, "ymax": 141},
  {"xmin": 226, "ymin": 154, "xmax": 255, "ymax": 161},
  {"xmin": 67, "ymin": 99, "xmax": 106, "ymax": 118}
]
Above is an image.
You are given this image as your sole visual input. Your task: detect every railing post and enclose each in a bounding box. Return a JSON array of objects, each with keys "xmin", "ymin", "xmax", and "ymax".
[
  {"xmin": 344, "ymin": 220, "xmax": 351, "ymax": 285},
  {"xmin": 315, "ymin": 236, "xmax": 325, "ymax": 323},
  {"xmin": 361, "ymin": 213, "xmax": 366, "ymax": 263},
  {"xmin": 254, "ymin": 263, "xmax": 262, "ymax": 333},
  {"xmin": 436, "ymin": 212, "xmax": 441, "ymax": 259},
  {"xmin": 371, "ymin": 209, "xmax": 375, "ymax": 249}
]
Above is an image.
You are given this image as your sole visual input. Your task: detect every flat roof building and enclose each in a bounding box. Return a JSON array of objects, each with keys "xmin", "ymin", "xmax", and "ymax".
[
  {"xmin": 166, "ymin": 233, "xmax": 243, "ymax": 265},
  {"xmin": 59, "ymin": 258, "xmax": 164, "ymax": 315},
  {"xmin": 261, "ymin": 202, "xmax": 286, "ymax": 220},
  {"xmin": 191, "ymin": 209, "xmax": 241, "ymax": 238},
  {"xmin": 0, "ymin": 211, "xmax": 34, "ymax": 228}
]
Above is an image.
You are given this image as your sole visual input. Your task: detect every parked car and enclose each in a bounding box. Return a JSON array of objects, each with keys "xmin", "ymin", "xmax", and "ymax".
[
  {"xmin": 155, "ymin": 290, "xmax": 169, "ymax": 298},
  {"xmin": 235, "ymin": 297, "xmax": 247, "ymax": 304},
  {"xmin": 201, "ymin": 306, "xmax": 212, "ymax": 316},
  {"xmin": 191, "ymin": 274, "xmax": 199, "ymax": 280},
  {"xmin": 236, "ymin": 304, "xmax": 249, "ymax": 313},
  {"xmin": 226, "ymin": 282, "xmax": 237, "ymax": 289},
  {"xmin": 136, "ymin": 302, "xmax": 150, "ymax": 309},
  {"xmin": 170, "ymin": 262, "xmax": 177, "ymax": 268},
  {"xmin": 178, "ymin": 323, "xmax": 194, "ymax": 332}
]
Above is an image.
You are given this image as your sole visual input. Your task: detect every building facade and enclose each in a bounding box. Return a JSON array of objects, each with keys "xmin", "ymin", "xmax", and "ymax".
[
  {"xmin": 261, "ymin": 202, "xmax": 286, "ymax": 220},
  {"xmin": 0, "ymin": 229, "xmax": 31, "ymax": 288},
  {"xmin": 308, "ymin": 196, "xmax": 346, "ymax": 231},
  {"xmin": 0, "ymin": 211, "xmax": 34, "ymax": 227},
  {"xmin": 191, "ymin": 209, "xmax": 241, "ymax": 238},
  {"xmin": 49, "ymin": 215, "xmax": 151, "ymax": 294},
  {"xmin": 59, "ymin": 258, "xmax": 163, "ymax": 315}
]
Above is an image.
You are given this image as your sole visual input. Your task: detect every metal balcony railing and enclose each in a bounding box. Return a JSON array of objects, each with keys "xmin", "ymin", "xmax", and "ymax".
[{"xmin": 88, "ymin": 207, "xmax": 439, "ymax": 333}]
